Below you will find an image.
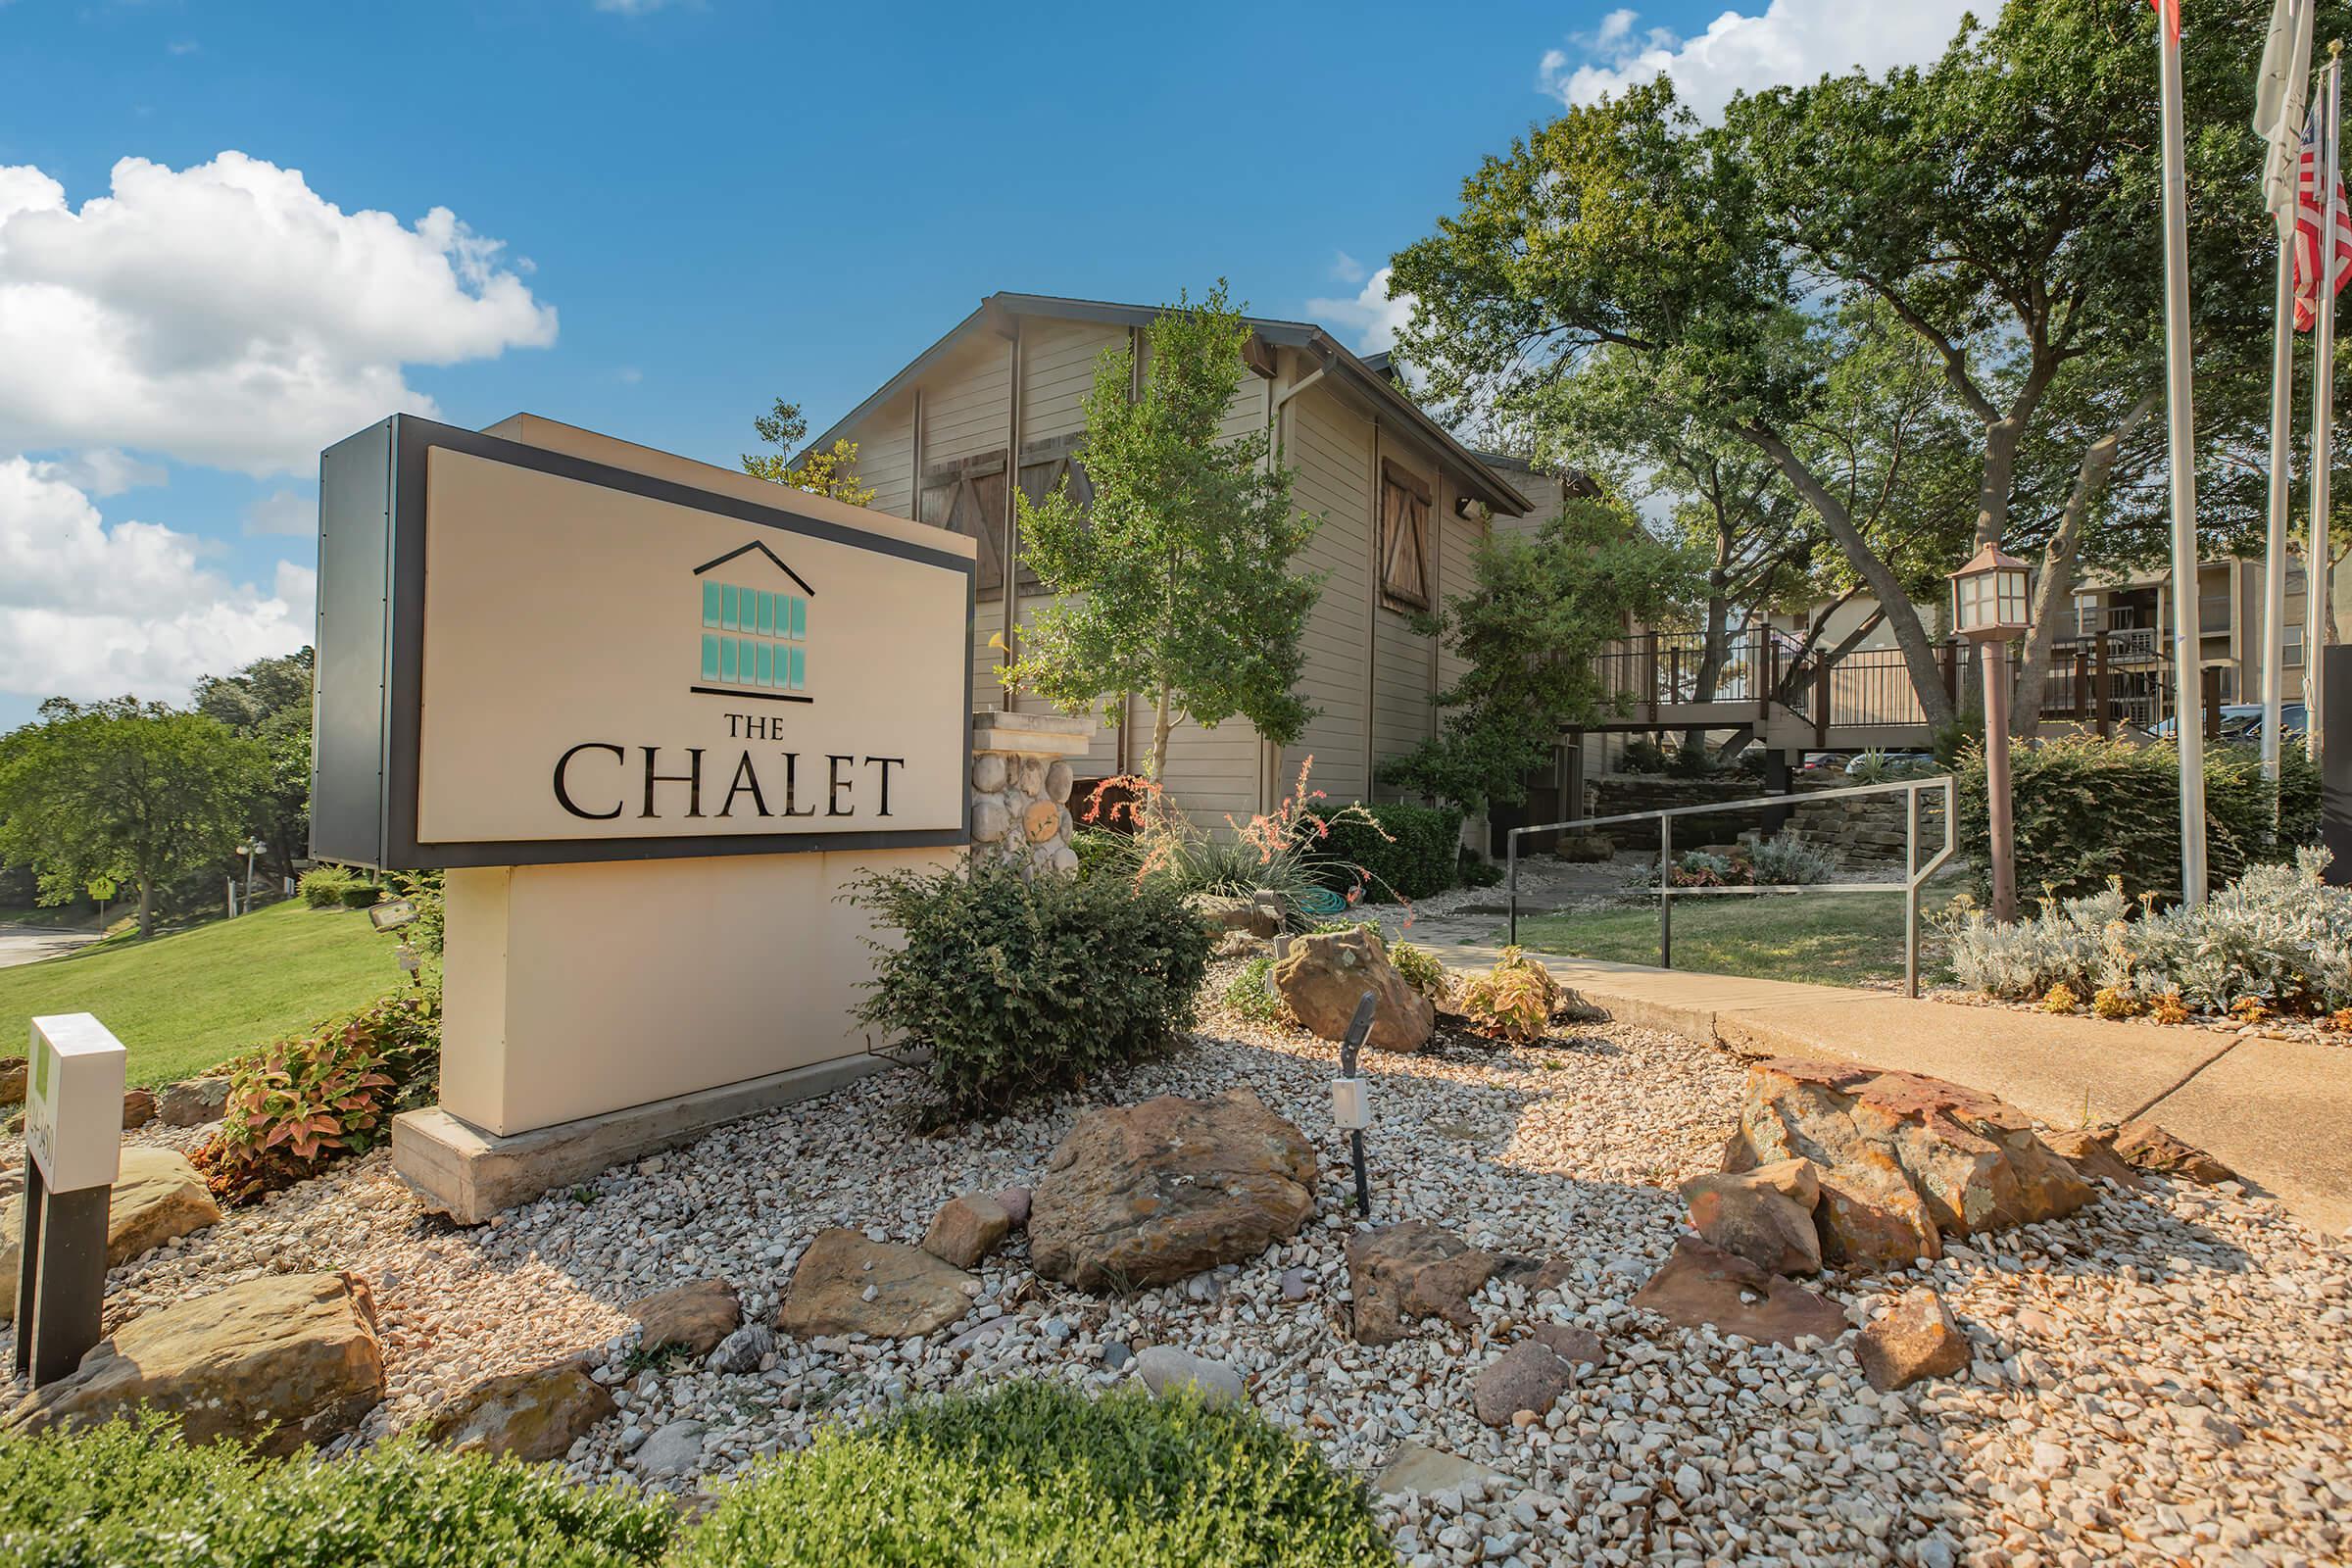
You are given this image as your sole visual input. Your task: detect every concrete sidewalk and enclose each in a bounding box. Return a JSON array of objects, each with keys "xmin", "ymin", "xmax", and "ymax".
[{"xmin": 1392, "ymin": 917, "xmax": 2351, "ymax": 1236}]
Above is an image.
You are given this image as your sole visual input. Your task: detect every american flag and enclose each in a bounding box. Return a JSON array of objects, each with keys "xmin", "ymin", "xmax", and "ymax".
[{"xmin": 2294, "ymin": 105, "xmax": 2352, "ymax": 331}]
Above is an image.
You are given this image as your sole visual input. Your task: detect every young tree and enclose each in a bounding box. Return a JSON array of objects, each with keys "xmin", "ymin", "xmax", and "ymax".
[
  {"xmin": 0, "ymin": 704, "xmax": 268, "ymax": 937},
  {"xmin": 1010, "ymin": 284, "xmax": 1322, "ymax": 777},
  {"xmin": 1382, "ymin": 494, "xmax": 1695, "ymax": 810},
  {"xmin": 742, "ymin": 397, "xmax": 876, "ymax": 506},
  {"xmin": 194, "ymin": 647, "xmax": 315, "ymax": 879}
]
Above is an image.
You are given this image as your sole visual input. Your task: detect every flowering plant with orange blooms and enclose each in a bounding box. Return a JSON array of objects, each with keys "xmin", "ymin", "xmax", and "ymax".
[{"xmin": 1078, "ymin": 756, "xmax": 1408, "ymax": 927}]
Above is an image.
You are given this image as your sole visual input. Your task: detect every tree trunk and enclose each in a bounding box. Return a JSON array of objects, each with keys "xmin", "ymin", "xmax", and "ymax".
[
  {"xmin": 1148, "ymin": 679, "xmax": 1174, "ymax": 782},
  {"xmin": 1685, "ymin": 585, "xmax": 1731, "ymax": 753},
  {"xmin": 2010, "ymin": 390, "xmax": 2161, "ymax": 735},
  {"xmin": 1740, "ymin": 422, "xmax": 1957, "ymax": 730},
  {"xmin": 137, "ymin": 874, "xmax": 154, "ymax": 940}
]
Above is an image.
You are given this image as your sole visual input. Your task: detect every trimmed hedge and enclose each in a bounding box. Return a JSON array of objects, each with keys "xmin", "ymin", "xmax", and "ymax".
[
  {"xmin": 1307, "ymin": 802, "xmax": 1463, "ymax": 902},
  {"xmin": 849, "ymin": 861, "xmax": 1210, "ymax": 1123},
  {"xmin": 674, "ymin": 1381, "xmax": 1389, "ymax": 1568},
  {"xmin": 1956, "ymin": 734, "xmax": 2321, "ymax": 904},
  {"xmin": 0, "ymin": 1420, "xmax": 676, "ymax": 1567}
]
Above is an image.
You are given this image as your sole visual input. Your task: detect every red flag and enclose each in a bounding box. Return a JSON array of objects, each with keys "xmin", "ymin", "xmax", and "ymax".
[
  {"xmin": 2150, "ymin": 0, "xmax": 2180, "ymax": 45},
  {"xmin": 2295, "ymin": 105, "xmax": 2352, "ymax": 329}
]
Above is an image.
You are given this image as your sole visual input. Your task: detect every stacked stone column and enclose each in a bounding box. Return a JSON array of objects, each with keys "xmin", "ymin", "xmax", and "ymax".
[{"xmin": 968, "ymin": 710, "xmax": 1095, "ymax": 877}]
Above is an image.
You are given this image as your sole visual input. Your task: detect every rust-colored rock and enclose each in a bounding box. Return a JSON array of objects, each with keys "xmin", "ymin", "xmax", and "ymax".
[
  {"xmin": 1723, "ymin": 1059, "xmax": 2094, "ymax": 1262},
  {"xmin": 1856, "ymin": 1287, "xmax": 1972, "ymax": 1392},
  {"xmin": 1632, "ymin": 1238, "xmax": 1850, "ymax": 1347},
  {"xmin": 923, "ymin": 1192, "xmax": 1011, "ymax": 1269},
  {"xmin": 121, "ymin": 1088, "xmax": 157, "ymax": 1128},
  {"xmin": 0, "ymin": 1057, "xmax": 24, "ymax": 1108},
  {"xmin": 2040, "ymin": 1127, "xmax": 2149, "ymax": 1191},
  {"xmin": 2110, "ymin": 1120, "xmax": 2235, "ymax": 1185},
  {"xmin": 1272, "ymin": 925, "xmax": 1434, "ymax": 1053},
  {"xmin": 1028, "ymin": 1091, "xmax": 1316, "ymax": 1292},
  {"xmin": 1528, "ymin": 1323, "xmax": 1605, "ymax": 1366},
  {"xmin": 1347, "ymin": 1221, "xmax": 1498, "ymax": 1346},
  {"xmin": 776, "ymin": 1229, "xmax": 974, "ymax": 1340},
  {"xmin": 626, "ymin": 1278, "xmax": 740, "ymax": 1357},
  {"xmin": 1680, "ymin": 1159, "xmax": 1822, "ymax": 1275},
  {"xmin": 423, "ymin": 1360, "xmax": 614, "ymax": 1460},
  {"xmin": 1471, "ymin": 1340, "xmax": 1574, "ymax": 1427},
  {"xmin": 0, "ymin": 1148, "xmax": 222, "ymax": 1323}
]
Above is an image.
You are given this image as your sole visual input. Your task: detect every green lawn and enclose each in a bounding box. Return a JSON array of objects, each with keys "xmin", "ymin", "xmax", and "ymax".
[
  {"xmin": 1509, "ymin": 890, "xmax": 1942, "ymax": 989},
  {"xmin": 0, "ymin": 902, "xmax": 401, "ymax": 1086}
]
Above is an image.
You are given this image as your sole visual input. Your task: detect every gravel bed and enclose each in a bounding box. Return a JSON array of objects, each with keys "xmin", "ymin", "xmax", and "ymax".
[
  {"xmin": 5, "ymin": 988, "xmax": 2348, "ymax": 1567},
  {"xmin": 1925, "ymin": 988, "xmax": 2352, "ymax": 1054}
]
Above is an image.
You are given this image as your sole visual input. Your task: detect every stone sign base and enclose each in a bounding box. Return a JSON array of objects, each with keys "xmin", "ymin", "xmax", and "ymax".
[{"xmin": 391, "ymin": 1054, "xmax": 899, "ymax": 1224}]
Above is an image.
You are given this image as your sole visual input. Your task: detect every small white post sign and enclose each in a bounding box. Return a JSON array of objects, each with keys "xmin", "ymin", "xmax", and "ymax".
[{"xmin": 14, "ymin": 1013, "xmax": 126, "ymax": 1387}]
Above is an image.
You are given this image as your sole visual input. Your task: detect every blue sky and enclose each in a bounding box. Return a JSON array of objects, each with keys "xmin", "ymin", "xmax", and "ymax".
[{"xmin": 0, "ymin": 0, "xmax": 1977, "ymax": 730}]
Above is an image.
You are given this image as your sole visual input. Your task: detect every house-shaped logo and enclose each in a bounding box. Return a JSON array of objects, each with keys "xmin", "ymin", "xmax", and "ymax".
[{"xmin": 693, "ymin": 540, "xmax": 813, "ymax": 702}]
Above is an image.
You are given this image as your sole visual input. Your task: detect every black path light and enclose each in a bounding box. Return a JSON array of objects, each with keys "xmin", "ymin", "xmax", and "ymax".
[{"xmin": 1333, "ymin": 990, "xmax": 1378, "ymax": 1217}]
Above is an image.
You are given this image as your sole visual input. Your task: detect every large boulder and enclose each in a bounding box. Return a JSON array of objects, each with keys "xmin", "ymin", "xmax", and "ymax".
[
  {"xmin": 1347, "ymin": 1221, "xmax": 1498, "ymax": 1346},
  {"xmin": 1029, "ymin": 1091, "xmax": 1316, "ymax": 1292},
  {"xmin": 1632, "ymin": 1238, "xmax": 1849, "ymax": 1347},
  {"xmin": 157, "ymin": 1076, "xmax": 233, "ymax": 1128},
  {"xmin": 423, "ymin": 1360, "xmax": 614, "ymax": 1460},
  {"xmin": 1272, "ymin": 926, "xmax": 1434, "ymax": 1053},
  {"xmin": 5, "ymin": 1271, "xmax": 384, "ymax": 1454},
  {"xmin": 1679, "ymin": 1159, "xmax": 1823, "ymax": 1276},
  {"xmin": 0, "ymin": 1147, "xmax": 223, "ymax": 1322},
  {"xmin": 775, "ymin": 1228, "xmax": 974, "ymax": 1340},
  {"xmin": 626, "ymin": 1278, "xmax": 740, "ymax": 1358},
  {"xmin": 1722, "ymin": 1059, "xmax": 2095, "ymax": 1265}
]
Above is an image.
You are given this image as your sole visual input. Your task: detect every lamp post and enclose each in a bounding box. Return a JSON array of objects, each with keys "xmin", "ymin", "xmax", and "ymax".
[
  {"xmin": 235, "ymin": 840, "xmax": 263, "ymax": 916},
  {"xmin": 1950, "ymin": 544, "xmax": 2033, "ymax": 923}
]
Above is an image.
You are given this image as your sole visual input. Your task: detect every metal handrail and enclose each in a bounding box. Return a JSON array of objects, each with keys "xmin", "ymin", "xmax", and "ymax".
[{"xmin": 1504, "ymin": 774, "xmax": 1959, "ymax": 998}]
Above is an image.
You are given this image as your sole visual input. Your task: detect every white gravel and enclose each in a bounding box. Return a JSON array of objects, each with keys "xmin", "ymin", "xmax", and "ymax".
[{"xmin": 6, "ymin": 970, "xmax": 2349, "ymax": 1567}]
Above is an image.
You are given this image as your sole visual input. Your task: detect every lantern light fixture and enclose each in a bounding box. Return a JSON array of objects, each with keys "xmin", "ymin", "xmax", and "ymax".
[{"xmin": 1949, "ymin": 542, "xmax": 2032, "ymax": 642}]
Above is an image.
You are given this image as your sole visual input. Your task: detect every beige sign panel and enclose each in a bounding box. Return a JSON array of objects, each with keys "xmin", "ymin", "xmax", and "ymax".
[{"xmin": 415, "ymin": 447, "xmax": 968, "ymax": 848}]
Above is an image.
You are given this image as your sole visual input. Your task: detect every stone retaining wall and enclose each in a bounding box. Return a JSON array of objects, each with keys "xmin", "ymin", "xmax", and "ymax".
[{"xmin": 967, "ymin": 711, "xmax": 1095, "ymax": 878}]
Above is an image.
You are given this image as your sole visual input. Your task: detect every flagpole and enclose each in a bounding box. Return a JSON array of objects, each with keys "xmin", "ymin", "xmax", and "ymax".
[
  {"xmin": 2310, "ymin": 42, "xmax": 2343, "ymax": 768},
  {"xmin": 2266, "ymin": 218, "xmax": 2297, "ymax": 788},
  {"xmin": 2158, "ymin": 0, "xmax": 2209, "ymax": 906}
]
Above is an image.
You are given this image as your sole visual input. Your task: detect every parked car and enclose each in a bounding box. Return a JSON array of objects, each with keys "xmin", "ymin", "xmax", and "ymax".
[
  {"xmin": 1845, "ymin": 751, "xmax": 1935, "ymax": 778},
  {"xmin": 2150, "ymin": 704, "xmax": 2304, "ymax": 743}
]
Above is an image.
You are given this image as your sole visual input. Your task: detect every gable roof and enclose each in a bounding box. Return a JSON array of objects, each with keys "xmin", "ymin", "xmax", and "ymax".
[
  {"xmin": 805, "ymin": 292, "xmax": 1534, "ymax": 516},
  {"xmin": 694, "ymin": 538, "xmax": 815, "ymax": 595}
]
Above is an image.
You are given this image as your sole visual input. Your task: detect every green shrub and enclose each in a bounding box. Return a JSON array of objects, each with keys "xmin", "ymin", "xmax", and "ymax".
[
  {"xmin": 0, "ymin": 1418, "xmax": 675, "ymax": 1567},
  {"xmin": 850, "ymin": 862, "xmax": 1211, "ymax": 1122},
  {"xmin": 1956, "ymin": 734, "xmax": 2320, "ymax": 904},
  {"xmin": 297, "ymin": 864, "xmax": 361, "ymax": 908},
  {"xmin": 674, "ymin": 1381, "xmax": 1388, "ymax": 1568},
  {"xmin": 1457, "ymin": 850, "xmax": 1503, "ymax": 890},
  {"xmin": 1080, "ymin": 764, "xmax": 1382, "ymax": 925},
  {"xmin": 1220, "ymin": 954, "xmax": 1289, "ymax": 1025},
  {"xmin": 1307, "ymin": 802, "xmax": 1462, "ymax": 902},
  {"xmin": 198, "ymin": 989, "xmax": 442, "ymax": 1204},
  {"xmin": 1389, "ymin": 938, "xmax": 1451, "ymax": 1003}
]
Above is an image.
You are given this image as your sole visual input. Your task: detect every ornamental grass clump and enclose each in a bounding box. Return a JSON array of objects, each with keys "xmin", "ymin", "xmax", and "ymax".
[
  {"xmin": 672, "ymin": 1380, "xmax": 1388, "ymax": 1568},
  {"xmin": 850, "ymin": 860, "xmax": 1210, "ymax": 1124}
]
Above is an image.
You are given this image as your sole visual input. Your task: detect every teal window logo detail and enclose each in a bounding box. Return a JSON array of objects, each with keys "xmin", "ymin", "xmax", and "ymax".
[{"xmin": 692, "ymin": 541, "xmax": 814, "ymax": 702}]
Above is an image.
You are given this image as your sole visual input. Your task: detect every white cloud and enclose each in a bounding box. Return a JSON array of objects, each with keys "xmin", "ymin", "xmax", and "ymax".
[
  {"xmin": 40, "ymin": 448, "xmax": 166, "ymax": 497},
  {"xmin": 1542, "ymin": 0, "xmax": 1976, "ymax": 121},
  {"xmin": 1331, "ymin": 250, "xmax": 1366, "ymax": 285},
  {"xmin": 0, "ymin": 151, "xmax": 556, "ymax": 476},
  {"xmin": 0, "ymin": 459, "xmax": 312, "ymax": 702},
  {"xmin": 1307, "ymin": 265, "xmax": 1417, "ymax": 357},
  {"xmin": 243, "ymin": 487, "xmax": 316, "ymax": 537}
]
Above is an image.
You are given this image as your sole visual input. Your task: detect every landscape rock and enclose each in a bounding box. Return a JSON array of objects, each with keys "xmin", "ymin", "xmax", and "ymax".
[
  {"xmin": 0, "ymin": 1147, "xmax": 224, "ymax": 1322},
  {"xmin": 0, "ymin": 1057, "xmax": 24, "ymax": 1107},
  {"xmin": 2040, "ymin": 1126, "xmax": 2149, "ymax": 1191},
  {"xmin": 1722, "ymin": 1058, "xmax": 2094, "ymax": 1260},
  {"xmin": 1856, "ymin": 1287, "xmax": 1973, "ymax": 1393},
  {"xmin": 422, "ymin": 1359, "xmax": 614, "ymax": 1460},
  {"xmin": 1348, "ymin": 1220, "xmax": 1499, "ymax": 1346},
  {"xmin": 1132, "ymin": 1345, "xmax": 1245, "ymax": 1406},
  {"xmin": 992, "ymin": 1185, "xmax": 1032, "ymax": 1228},
  {"xmin": 1273, "ymin": 924, "xmax": 1435, "ymax": 1052},
  {"xmin": 1632, "ymin": 1237, "xmax": 1850, "ymax": 1347},
  {"xmin": 1551, "ymin": 985, "xmax": 1608, "ymax": 1025},
  {"xmin": 1377, "ymin": 1442, "xmax": 1505, "ymax": 1497},
  {"xmin": 5, "ymin": 1271, "xmax": 383, "ymax": 1454},
  {"xmin": 1555, "ymin": 832, "xmax": 1616, "ymax": 863},
  {"xmin": 1680, "ymin": 1159, "xmax": 1823, "ymax": 1275},
  {"xmin": 157, "ymin": 1076, "xmax": 233, "ymax": 1128},
  {"xmin": 1029, "ymin": 1090, "xmax": 1316, "ymax": 1292},
  {"xmin": 706, "ymin": 1322, "xmax": 773, "ymax": 1375},
  {"xmin": 922, "ymin": 1191, "xmax": 1011, "ymax": 1269},
  {"xmin": 1188, "ymin": 892, "xmax": 1280, "ymax": 940},
  {"xmin": 2111, "ymin": 1119, "xmax": 2236, "ymax": 1185},
  {"xmin": 121, "ymin": 1088, "xmax": 157, "ymax": 1128},
  {"xmin": 776, "ymin": 1228, "xmax": 974, "ymax": 1339},
  {"xmin": 1472, "ymin": 1340, "xmax": 1575, "ymax": 1427},
  {"xmin": 1528, "ymin": 1323, "xmax": 1605, "ymax": 1366},
  {"xmin": 635, "ymin": 1418, "xmax": 707, "ymax": 1478},
  {"xmin": 626, "ymin": 1278, "xmax": 740, "ymax": 1357}
]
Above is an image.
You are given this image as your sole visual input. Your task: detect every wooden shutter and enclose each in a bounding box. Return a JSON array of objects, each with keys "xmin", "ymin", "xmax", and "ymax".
[
  {"xmin": 919, "ymin": 451, "xmax": 1008, "ymax": 598},
  {"xmin": 1015, "ymin": 432, "xmax": 1094, "ymax": 593},
  {"xmin": 1380, "ymin": 460, "xmax": 1432, "ymax": 611}
]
